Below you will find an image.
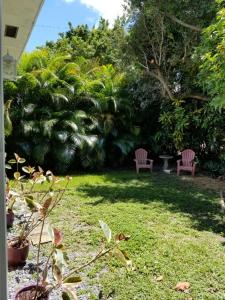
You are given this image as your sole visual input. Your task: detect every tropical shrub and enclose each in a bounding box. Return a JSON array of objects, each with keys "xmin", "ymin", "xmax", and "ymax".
[{"xmin": 5, "ymin": 48, "xmax": 138, "ymax": 172}]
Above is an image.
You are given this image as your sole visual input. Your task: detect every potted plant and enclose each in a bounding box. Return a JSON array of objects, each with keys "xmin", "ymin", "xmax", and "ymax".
[
  {"xmin": 8, "ymin": 154, "xmax": 133, "ymax": 298},
  {"xmin": 7, "ymin": 154, "xmax": 70, "ymax": 267},
  {"xmin": 14, "ymin": 220, "xmax": 132, "ymax": 300}
]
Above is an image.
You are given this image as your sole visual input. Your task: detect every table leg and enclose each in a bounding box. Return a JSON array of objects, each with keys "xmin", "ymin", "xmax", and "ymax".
[{"xmin": 163, "ymin": 158, "xmax": 169, "ymax": 170}]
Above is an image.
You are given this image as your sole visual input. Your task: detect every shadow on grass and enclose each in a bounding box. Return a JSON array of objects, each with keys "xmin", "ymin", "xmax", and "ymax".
[{"xmin": 78, "ymin": 171, "xmax": 225, "ymax": 235}]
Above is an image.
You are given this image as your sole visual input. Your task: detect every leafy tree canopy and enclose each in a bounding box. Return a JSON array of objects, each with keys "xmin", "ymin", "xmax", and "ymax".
[{"xmin": 195, "ymin": 2, "xmax": 225, "ymax": 108}]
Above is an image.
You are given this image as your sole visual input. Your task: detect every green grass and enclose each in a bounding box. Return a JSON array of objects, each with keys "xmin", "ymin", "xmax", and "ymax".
[{"xmin": 49, "ymin": 171, "xmax": 225, "ymax": 299}]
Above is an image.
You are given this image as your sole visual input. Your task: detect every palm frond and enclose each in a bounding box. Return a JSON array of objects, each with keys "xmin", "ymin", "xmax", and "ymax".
[
  {"xmin": 48, "ymin": 54, "xmax": 71, "ymax": 71},
  {"xmin": 73, "ymin": 110, "xmax": 88, "ymax": 119},
  {"xmin": 58, "ymin": 62, "xmax": 81, "ymax": 77},
  {"xmin": 41, "ymin": 119, "xmax": 58, "ymax": 138},
  {"xmin": 51, "ymin": 93, "xmax": 69, "ymax": 103},
  {"xmin": 113, "ymin": 138, "xmax": 135, "ymax": 155},
  {"xmin": 23, "ymin": 104, "xmax": 37, "ymax": 115},
  {"xmin": 63, "ymin": 120, "xmax": 78, "ymax": 132},
  {"xmin": 22, "ymin": 121, "xmax": 40, "ymax": 136},
  {"xmin": 32, "ymin": 143, "xmax": 49, "ymax": 165},
  {"xmin": 54, "ymin": 131, "xmax": 69, "ymax": 143}
]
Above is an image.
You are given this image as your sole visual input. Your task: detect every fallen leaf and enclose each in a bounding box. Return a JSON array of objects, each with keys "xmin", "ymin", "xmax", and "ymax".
[
  {"xmin": 175, "ymin": 282, "xmax": 190, "ymax": 292},
  {"xmin": 156, "ymin": 275, "xmax": 163, "ymax": 282}
]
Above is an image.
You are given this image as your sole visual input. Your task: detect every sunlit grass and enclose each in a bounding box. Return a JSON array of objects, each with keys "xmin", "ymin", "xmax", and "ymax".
[{"xmin": 49, "ymin": 171, "xmax": 225, "ymax": 299}]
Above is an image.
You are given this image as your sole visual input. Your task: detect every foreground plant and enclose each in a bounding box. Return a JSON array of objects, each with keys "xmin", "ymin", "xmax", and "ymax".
[
  {"xmin": 15, "ymin": 220, "xmax": 132, "ymax": 300},
  {"xmin": 7, "ymin": 154, "xmax": 132, "ymax": 299},
  {"xmin": 7, "ymin": 153, "xmax": 70, "ymax": 267},
  {"xmin": 6, "ymin": 182, "xmax": 16, "ymax": 227}
]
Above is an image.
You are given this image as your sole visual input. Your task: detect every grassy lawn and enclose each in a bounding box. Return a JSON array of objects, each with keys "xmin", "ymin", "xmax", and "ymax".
[{"xmin": 49, "ymin": 171, "xmax": 225, "ymax": 300}]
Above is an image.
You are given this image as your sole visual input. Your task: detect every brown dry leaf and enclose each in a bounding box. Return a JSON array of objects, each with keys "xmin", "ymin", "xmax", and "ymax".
[
  {"xmin": 175, "ymin": 282, "xmax": 190, "ymax": 292},
  {"xmin": 156, "ymin": 275, "xmax": 163, "ymax": 282}
]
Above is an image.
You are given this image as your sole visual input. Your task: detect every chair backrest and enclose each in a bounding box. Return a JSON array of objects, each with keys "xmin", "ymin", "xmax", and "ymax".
[
  {"xmin": 181, "ymin": 149, "xmax": 195, "ymax": 166},
  {"xmin": 135, "ymin": 148, "xmax": 148, "ymax": 164}
]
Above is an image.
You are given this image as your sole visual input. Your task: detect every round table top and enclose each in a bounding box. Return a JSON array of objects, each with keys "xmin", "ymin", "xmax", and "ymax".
[{"xmin": 159, "ymin": 155, "xmax": 173, "ymax": 159}]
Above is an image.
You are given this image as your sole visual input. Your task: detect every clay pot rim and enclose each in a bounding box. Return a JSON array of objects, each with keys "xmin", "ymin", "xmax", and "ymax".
[
  {"xmin": 7, "ymin": 237, "xmax": 29, "ymax": 250},
  {"xmin": 14, "ymin": 284, "xmax": 49, "ymax": 300}
]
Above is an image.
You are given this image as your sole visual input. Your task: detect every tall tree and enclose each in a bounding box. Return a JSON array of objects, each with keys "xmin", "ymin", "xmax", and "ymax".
[{"xmin": 126, "ymin": 0, "xmax": 216, "ymax": 101}]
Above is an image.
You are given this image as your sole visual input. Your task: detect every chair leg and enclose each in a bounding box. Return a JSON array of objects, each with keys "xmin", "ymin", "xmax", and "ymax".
[
  {"xmin": 177, "ymin": 168, "xmax": 180, "ymax": 176},
  {"xmin": 192, "ymin": 169, "xmax": 195, "ymax": 176}
]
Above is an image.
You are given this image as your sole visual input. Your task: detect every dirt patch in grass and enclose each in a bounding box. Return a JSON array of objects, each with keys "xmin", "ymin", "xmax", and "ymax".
[{"xmin": 180, "ymin": 174, "xmax": 225, "ymax": 192}]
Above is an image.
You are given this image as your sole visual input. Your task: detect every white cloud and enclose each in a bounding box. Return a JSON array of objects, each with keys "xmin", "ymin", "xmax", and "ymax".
[{"xmin": 64, "ymin": 0, "xmax": 125, "ymax": 24}]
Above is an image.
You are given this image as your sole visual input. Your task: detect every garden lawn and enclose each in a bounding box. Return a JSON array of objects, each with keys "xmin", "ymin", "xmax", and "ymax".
[{"xmin": 50, "ymin": 171, "xmax": 225, "ymax": 300}]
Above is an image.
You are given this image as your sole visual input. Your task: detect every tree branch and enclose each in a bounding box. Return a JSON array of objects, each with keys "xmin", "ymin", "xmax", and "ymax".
[
  {"xmin": 165, "ymin": 13, "xmax": 201, "ymax": 32},
  {"xmin": 149, "ymin": 68, "xmax": 174, "ymax": 100},
  {"xmin": 182, "ymin": 94, "xmax": 208, "ymax": 101},
  {"xmin": 139, "ymin": 49, "xmax": 174, "ymax": 100}
]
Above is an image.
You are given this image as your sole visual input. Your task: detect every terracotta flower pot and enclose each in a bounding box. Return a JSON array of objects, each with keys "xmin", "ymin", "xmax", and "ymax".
[
  {"xmin": 8, "ymin": 238, "xmax": 29, "ymax": 267},
  {"xmin": 14, "ymin": 285, "xmax": 49, "ymax": 300},
  {"xmin": 7, "ymin": 209, "xmax": 14, "ymax": 227}
]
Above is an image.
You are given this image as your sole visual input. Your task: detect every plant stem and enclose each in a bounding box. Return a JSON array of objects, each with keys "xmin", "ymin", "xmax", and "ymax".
[
  {"xmin": 34, "ymin": 218, "xmax": 45, "ymax": 300},
  {"xmin": 63, "ymin": 243, "xmax": 117, "ymax": 281},
  {"xmin": 45, "ymin": 244, "xmax": 117, "ymax": 296}
]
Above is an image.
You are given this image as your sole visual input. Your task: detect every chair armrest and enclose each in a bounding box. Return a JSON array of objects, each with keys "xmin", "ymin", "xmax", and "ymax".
[{"xmin": 146, "ymin": 159, "xmax": 153, "ymax": 162}]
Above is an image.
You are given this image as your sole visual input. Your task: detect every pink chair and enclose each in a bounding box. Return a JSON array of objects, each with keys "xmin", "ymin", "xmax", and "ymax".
[
  {"xmin": 134, "ymin": 148, "xmax": 153, "ymax": 174},
  {"xmin": 177, "ymin": 149, "xmax": 196, "ymax": 176}
]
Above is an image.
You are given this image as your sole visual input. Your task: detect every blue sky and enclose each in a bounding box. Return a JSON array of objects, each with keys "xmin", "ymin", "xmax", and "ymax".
[{"xmin": 26, "ymin": 0, "xmax": 125, "ymax": 51}]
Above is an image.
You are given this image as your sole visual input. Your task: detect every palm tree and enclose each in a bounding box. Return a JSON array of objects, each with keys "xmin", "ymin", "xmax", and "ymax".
[
  {"xmin": 6, "ymin": 50, "xmax": 138, "ymax": 172},
  {"xmin": 7, "ymin": 51, "xmax": 97, "ymax": 172}
]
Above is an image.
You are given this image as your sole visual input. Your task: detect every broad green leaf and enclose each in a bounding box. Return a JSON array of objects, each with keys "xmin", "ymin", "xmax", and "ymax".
[
  {"xmin": 8, "ymin": 159, "xmax": 16, "ymax": 164},
  {"xmin": 113, "ymin": 248, "xmax": 133, "ymax": 270},
  {"xmin": 99, "ymin": 220, "xmax": 111, "ymax": 243},
  {"xmin": 14, "ymin": 172, "xmax": 20, "ymax": 180},
  {"xmin": 25, "ymin": 196, "xmax": 39, "ymax": 212},
  {"xmin": 22, "ymin": 166, "xmax": 30, "ymax": 174},
  {"xmin": 22, "ymin": 166, "xmax": 35, "ymax": 174},
  {"xmin": 62, "ymin": 292, "xmax": 71, "ymax": 300},
  {"xmin": 63, "ymin": 276, "xmax": 82, "ymax": 284},
  {"xmin": 18, "ymin": 157, "xmax": 26, "ymax": 164}
]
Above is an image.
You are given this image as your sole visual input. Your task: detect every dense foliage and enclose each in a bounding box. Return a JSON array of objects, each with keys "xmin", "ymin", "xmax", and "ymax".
[
  {"xmin": 125, "ymin": 0, "xmax": 225, "ymax": 172},
  {"xmin": 195, "ymin": 3, "xmax": 225, "ymax": 108},
  {"xmin": 4, "ymin": 1, "xmax": 225, "ymax": 175},
  {"xmin": 5, "ymin": 21, "xmax": 138, "ymax": 173}
]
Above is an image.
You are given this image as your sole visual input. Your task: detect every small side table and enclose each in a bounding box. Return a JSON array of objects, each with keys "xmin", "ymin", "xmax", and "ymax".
[{"xmin": 159, "ymin": 155, "xmax": 173, "ymax": 172}]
